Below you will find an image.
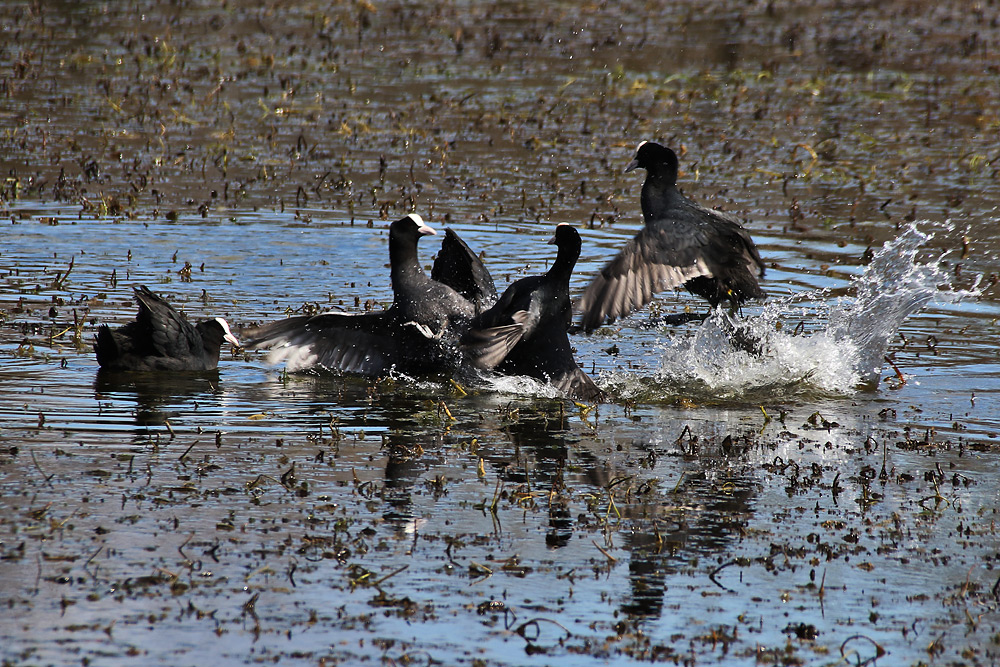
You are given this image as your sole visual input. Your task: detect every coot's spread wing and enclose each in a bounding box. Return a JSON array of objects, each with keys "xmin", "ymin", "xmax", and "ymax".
[
  {"xmin": 681, "ymin": 203, "xmax": 766, "ymax": 308},
  {"xmin": 244, "ymin": 311, "xmax": 399, "ymax": 375},
  {"xmin": 431, "ymin": 228, "xmax": 497, "ymax": 312},
  {"xmin": 577, "ymin": 218, "xmax": 714, "ymax": 333},
  {"xmin": 462, "ymin": 318, "xmax": 526, "ymax": 370},
  {"xmin": 694, "ymin": 204, "xmax": 765, "ymax": 276},
  {"xmin": 461, "ymin": 274, "xmax": 543, "ymax": 370},
  {"xmin": 132, "ymin": 285, "xmax": 200, "ymax": 357}
]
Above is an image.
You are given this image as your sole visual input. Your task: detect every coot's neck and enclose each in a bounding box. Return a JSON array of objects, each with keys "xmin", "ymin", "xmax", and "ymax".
[
  {"xmin": 389, "ymin": 233, "xmax": 425, "ymax": 293},
  {"xmin": 547, "ymin": 242, "xmax": 580, "ymax": 284},
  {"xmin": 640, "ymin": 169, "xmax": 679, "ymax": 224}
]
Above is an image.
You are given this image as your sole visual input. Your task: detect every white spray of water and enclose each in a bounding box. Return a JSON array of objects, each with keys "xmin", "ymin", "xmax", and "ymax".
[
  {"xmin": 481, "ymin": 374, "xmax": 563, "ymax": 400},
  {"xmin": 826, "ymin": 224, "xmax": 943, "ymax": 385},
  {"xmin": 605, "ymin": 222, "xmax": 977, "ymax": 400}
]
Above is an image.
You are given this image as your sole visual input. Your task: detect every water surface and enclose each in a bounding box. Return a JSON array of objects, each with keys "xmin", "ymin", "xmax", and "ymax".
[{"xmin": 2, "ymin": 2, "xmax": 1000, "ymax": 665}]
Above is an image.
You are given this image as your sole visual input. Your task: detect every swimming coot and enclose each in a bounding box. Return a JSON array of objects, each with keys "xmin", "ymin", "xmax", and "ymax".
[
  {"xmin": 578, "ymin": 142, "xmax": 765, "ymax": 332},
  {"xmin": 94, "ymin": 285, "xmax": 239, "ymax": 371},
  {"xmin": 245, "ymin": 214, "xmax": 490, "ymax": 377},
  {"xmin": 465, "ymin": 224, "xmax": 603, "ymax": 401}
]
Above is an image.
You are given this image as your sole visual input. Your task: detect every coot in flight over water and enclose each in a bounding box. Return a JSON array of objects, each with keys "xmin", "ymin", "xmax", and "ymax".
[{"xmin": 578, "ymin": 141, "xmax": 765, "ymax": 333}]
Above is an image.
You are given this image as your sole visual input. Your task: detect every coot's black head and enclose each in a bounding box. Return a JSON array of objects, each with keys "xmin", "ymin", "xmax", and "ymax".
[
  {"xmin": 625, "ymin": 141, "xmax": 679, "ymax": 184},
  {"xmin": 390, "ymin": 213, "xmax": 436, "ymax": 241},
  {"xmin": 548, "ymin": 222, "xmax": 580, "ymax": 248},
  {"xmin": 197, "ymin": 317, "xmax": 240, "ymax": 350},
  {"xmin": 547, "ymin": 223, "xmax": 581, "ymax": 268}
]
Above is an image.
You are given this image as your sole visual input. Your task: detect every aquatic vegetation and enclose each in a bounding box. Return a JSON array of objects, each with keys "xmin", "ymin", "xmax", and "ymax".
[{"xmin": 1, "ymin": 1, "xmax": 1000, "ymax": 666}]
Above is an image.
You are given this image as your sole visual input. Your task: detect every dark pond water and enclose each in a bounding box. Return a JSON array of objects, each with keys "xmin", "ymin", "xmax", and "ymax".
[{"xmin": 2, "ymin": 2, "xmax": 1000, "ymax": 666}]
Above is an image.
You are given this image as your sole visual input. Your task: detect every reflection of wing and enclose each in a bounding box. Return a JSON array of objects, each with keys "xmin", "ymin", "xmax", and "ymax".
[
  {"xmin": 244, "ymin": 311, "xmax": 399, "ymax": 375},
  {"xmin": 431, "ymin": 228, "xmax": 497, "ymax": 312},
  {"xmin": 577, "ymin": 220, "xmax": 713, "ymax": 332},
  {"xmin": 132, "ymin": 285, "xmax": 199, "ymax": 357}
]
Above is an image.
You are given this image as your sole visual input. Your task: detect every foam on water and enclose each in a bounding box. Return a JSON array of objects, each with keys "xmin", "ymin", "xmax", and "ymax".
[
  {"xmin": 480, "ymin": 374, "xmax": 563, "ymax": 400},
  {"xmin": 603, "ymin": 221, "xmax": 977, "ymax": 401}
]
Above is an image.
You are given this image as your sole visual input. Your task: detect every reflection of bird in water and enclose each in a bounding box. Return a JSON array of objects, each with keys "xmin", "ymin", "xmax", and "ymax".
[
  {"xmin": 94, "ymin": 285, "xmax": 238, "ymax": 371},
  {"xmin": 618, "ymin": 470, "xmax": 755, "ymax": 619},
  {"xmin": 464, "ymin": 224, "xmax": 602, "ymax": 401},
  {"xmin": 245, "ymin": 214, "xmax": 509, "ymax": 379},
  {"xmin": 578, "ymin": 142, "xmax": 765, "ymax": 333},
  {"xmin": 484, "ymin": 405, "xmax": 609, "ymax": 549},
  {"xmin": 382, "ymin": 432, "xmax": 435, "ymax": 535},
  {"xmin": 497, "ymin": 408, "xmax": 759, "ymax": 620},
  {"xmin": 94, "ymin": 369, "xmax": 222, "ymax": 430}
]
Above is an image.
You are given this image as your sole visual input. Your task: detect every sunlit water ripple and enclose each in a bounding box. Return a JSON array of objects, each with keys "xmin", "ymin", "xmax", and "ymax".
[{"xmin": 2, "ymin": 203, "xmax": 999, "ymax": 667}]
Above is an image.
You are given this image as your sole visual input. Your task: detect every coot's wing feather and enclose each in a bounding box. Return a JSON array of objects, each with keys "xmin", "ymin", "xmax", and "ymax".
[
  {"xmin": 94, "ymin": 324, "xmax": 123, "ymax": 367},
  {"xmin": 132, "ymin": 285, "xmax": 200, "ymax": 357},
  {"xmin": 691, "ymin": 202, "xmax": 766, "ymax": 278},
  {"xmin": 462, "ymin": 274, "xmax": 546, "ymax": 369},
  {"xmin": 462, "ymin": 320, "xmax": 525, "ymax": 370},
  {"xmin": 431, "ymin": 228, "xmax": 497, "ymax": 311},
  {"xmin": 551, "ymin": 366, "xmax": 603, "ymax": 402},
  {"xmin": 577, "ymin": 219, "xmax": 714, "ymax": 332},
  {"xmin": 682, "ymin": 203, "xmax": 766, "ymax": 306},
  {"xmin": 477, "ymin": 275, "xmax": 544, "ymax": 328},
  {"xmin": 244, "ymin": 311, "xmax": 399, "ymax": 375}
]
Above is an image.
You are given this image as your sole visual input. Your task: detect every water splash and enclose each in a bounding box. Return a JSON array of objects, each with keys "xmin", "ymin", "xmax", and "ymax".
[
  {"xmin": 480, "ymin": 374, "xmax": 563, "ymax": 400},
  {"xmin": 827, "ymin": 224, "xmax": 951, "ymax": 386},
  {"xmin": 605, "ymin": 221, "xmax": 977, "ymax": 401}
]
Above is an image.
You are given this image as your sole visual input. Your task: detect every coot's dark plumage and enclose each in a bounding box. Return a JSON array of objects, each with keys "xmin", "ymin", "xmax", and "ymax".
[
  {"xmin": 578, "ymin": 141, "xmax": 765, "ymax": 333},
  {"xmin": 431, "ymin": 228, "xmax": 497, "ymax": 313},
  {"xmin": 465, "ymin": 224, "xmax": 602, "ymax": 401},
  {"xmin": 94, "ymin": 285, "xmax": 239, "ymax": 371},
  {"xmin": 245, "ymin": 214, "xmax": 498, "ymax": 377}
]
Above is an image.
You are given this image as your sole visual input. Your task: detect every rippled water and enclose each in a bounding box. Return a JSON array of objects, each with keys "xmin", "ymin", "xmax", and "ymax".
[
  {"xmin": 3, "ymin": 202, "xmax": 999, "ymax": 666},
  {"xmin": 3, "ymin": 1, "xmax": 1000, "ymax": 665}
]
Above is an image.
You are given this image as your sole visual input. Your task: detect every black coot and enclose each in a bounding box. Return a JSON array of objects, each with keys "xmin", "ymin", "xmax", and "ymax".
[
  {"xmin": 245, "ymin": 214, "xmax": 494, "ymax": 377},
  {"xmin": 465, "ymin": 224, "xmax": 602, "ymax": 401},
  {"xmin": 578, "ymin": 141, "xmax": 765, "ymax": 332},
  {"xmin": 94, "ymin": 285, "xmax": 239, "ymax": 371}
]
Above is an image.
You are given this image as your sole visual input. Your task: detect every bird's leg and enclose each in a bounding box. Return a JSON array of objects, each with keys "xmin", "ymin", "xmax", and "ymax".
[{"xmin": 717, "ymin": 307, "xmax": 763, "ymax": 356}]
